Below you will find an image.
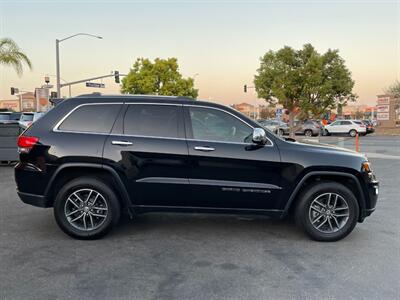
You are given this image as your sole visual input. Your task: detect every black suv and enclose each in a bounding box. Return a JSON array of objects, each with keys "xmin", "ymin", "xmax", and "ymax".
[{"xmin": 15, "ymin": 95, "xmax": 379, "ymax": 241}]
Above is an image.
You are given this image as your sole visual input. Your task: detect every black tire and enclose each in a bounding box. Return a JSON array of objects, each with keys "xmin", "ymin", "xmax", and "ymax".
[
  {"xmin": 304, "ymin": 129, "xmax": 313, "ymax": 137},
  {"xmin": 53, "ymin": 177, "xmax": 121, "ymax": 239},
  {"xmin": 295, "ymin": 181, "xmax": 359, "ymax": 242},
  {"xmin": 278, "ymin": 129, "xmax": 285, "ymax": 136},
  {"xmin": 324, "ymin": 130, "xmax": 330, "ymax": 136},
  {"xmin": 349, "ymin": 129, "xmax": 357, "ymax": 137}
]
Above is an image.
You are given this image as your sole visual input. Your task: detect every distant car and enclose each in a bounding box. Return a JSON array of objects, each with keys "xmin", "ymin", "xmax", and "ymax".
[
  {"xmin": 19, "ymin": 112, "xmax": 44, "ymax": 129},
  {"xmin": 324, "ymin": 120, "xmax": 366, "ymax": 137},
  {"xmin": 259, "ymin": 120, "xmax": 289, "ymax": 135},
  {"xmin": 0, "ymin": 112, "xmax": 21, "ymax": 124},
  {"xmin": 362, "ymin": 120, "xmax": 375, "ymax": 134},
  {"xmin": 294, "ymin": 120, "xmax": 323, "ymax": 137}
]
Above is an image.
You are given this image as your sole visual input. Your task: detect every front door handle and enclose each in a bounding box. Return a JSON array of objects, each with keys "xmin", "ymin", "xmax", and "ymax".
[
  {"xmin": 194, "ymin": 146, "xmax": 215, "ymax": 152},
  {"xmin": 112, "ymin": 140, "xmax": 133, "ymax": 146}
]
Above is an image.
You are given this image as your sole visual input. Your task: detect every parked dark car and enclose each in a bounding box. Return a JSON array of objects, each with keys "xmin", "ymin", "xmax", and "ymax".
[
  {"xmin": 362, "ymin": 120, "xmax": 375, "ymax": 134},
  {"xmin": 15, "ymin": 95, "xmax": 378, "ymax": 241}
]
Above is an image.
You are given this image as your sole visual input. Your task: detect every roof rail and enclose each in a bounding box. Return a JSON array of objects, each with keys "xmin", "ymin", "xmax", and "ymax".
[{"xmin": 76, "ymin": 92, "xmax": 102, "ymax": 97}]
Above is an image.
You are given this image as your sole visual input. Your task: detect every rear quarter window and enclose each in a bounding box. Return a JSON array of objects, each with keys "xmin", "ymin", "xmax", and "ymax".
[{"xmin": 58, "ymin": 104, "xmax": 122, "ymax": 133}]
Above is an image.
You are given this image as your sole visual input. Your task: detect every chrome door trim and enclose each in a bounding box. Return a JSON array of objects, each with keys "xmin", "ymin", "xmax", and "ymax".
[
  {"xmin": 194, "ymin": 146, "xmax": 215, "ymax": 152},
  {"xmin": 111, "ymin": 140, "xmax": 133, "ymax": 146}
]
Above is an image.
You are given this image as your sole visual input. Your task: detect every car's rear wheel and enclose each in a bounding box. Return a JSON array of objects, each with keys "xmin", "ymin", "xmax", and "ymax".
[
  {"xmin": 278, "ymin": 128, "xmax": 285, "ymax": 135},
  {"xmin": 295, "ymin": 182, "xmax": 359, "ymax": 242},
  {"xmin": 53, "ymin": 177, "xmax": 121, "ymax": 239},
  {"xmin": 349, "ymin": 129, "xmax": 357, "ymax": 137},
  {"xmin": 304, "ymin": 129, "xmax": 313, "ymax": 137}
]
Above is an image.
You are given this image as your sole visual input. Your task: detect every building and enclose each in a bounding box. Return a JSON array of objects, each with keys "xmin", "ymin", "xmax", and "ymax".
[
  {"xmin": 0, "ymin": 92, "xmax": 36, "ymax": 112},
  {"xmin": 231, "ymin": 102, "xmax": 255, "ymax": 118}
]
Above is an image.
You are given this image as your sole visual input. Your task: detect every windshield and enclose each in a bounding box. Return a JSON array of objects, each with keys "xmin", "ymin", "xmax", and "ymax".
[{"xmin": 20, "ymin": 114, "xmax": 34, "ymax": 121}]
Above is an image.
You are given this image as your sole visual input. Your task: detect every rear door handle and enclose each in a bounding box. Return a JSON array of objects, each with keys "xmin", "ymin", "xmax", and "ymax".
[
  {"xmin": 194, "ymin": 146, "xmax": 215, "ymax": 152},
  {"xmin": 112, "ymin": 140, "xmax": 133, "ymax": 146}
]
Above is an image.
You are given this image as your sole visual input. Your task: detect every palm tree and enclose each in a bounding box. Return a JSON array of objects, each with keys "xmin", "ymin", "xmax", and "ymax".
[{"xmin": 0, "ymin": 38, "xmax": 32, "ymax": 75}]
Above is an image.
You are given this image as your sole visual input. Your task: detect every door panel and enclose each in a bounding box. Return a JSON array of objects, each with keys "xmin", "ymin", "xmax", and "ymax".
[
  {"xmin": 184, "ymin": 106, "xmax": 282, "ymax": 210},
  {"xmin": 103, "ymin": 104, "xmax": 190, "ymax": 207}
]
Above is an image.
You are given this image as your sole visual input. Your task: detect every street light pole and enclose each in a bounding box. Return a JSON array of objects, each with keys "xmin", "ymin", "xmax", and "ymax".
[
  {"xmin": 55, "ymin": 33, "xmax": 102, "ymax": 98},
  {"xmin": 56, "ymin": 39, "xmax": 61, "ymax": 99}
]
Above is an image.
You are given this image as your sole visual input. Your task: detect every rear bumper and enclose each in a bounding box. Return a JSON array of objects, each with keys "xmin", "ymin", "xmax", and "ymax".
[{"xmin": 17, "ymin": 191, "xmax": 51, "ymax": 208}]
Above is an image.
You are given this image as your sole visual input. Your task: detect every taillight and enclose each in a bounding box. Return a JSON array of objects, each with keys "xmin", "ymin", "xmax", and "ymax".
[{"xmin": 18, "ymin": 136, "xmax": 39, "ymax": 153}]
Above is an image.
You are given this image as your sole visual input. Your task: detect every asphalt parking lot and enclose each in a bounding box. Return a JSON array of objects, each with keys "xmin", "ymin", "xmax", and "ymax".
[{"xmin": 0, "ymin": 136, "xmax": 399, "ymax": 300}]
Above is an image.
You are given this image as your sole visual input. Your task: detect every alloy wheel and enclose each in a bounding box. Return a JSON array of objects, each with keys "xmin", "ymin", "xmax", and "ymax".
[
  {"xmin": 64, "ymin": 188, "xmax": 108, "ymax": 231},
  {"xmin": 308, "ymin": 193, "xmax": 350, "ymax": 233}
]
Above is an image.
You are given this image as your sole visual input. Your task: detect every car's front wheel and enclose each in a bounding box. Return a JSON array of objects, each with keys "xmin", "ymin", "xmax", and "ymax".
[
  {"xmin": 295, "ymin": 181, "xmax": 359, "ymax": 242},
  {"xmin": 53, "ymin": 177, "xmax": 121, "ymax": 239}
]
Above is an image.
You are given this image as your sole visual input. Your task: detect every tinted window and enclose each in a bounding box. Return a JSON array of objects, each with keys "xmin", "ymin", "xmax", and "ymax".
[
  {"xmin": 341, "ymin": 121, "xmax": 351, "ymax": 125},
  {"xmin": 10, "ymin": 113, "xmax": 21, "ymax": 120},
  {"xmin": 59, "ymin": 104, "xmax": 121, "ymax": 133},
  {"xmin": 124, "ymin": 104, "xmax": 180, "ymax": 138},
  {"xmin": 189, "ymin": 107, "xmax": 253, "ymax": 143},
  {"xmin": 353, "ymin": 121, "xmax": 362, "ymax": 125},
  {"xmin": 0, "ymin": 114, "xmax": 10, "ymax": 121},
  {"xmin": 20, "ymin": 114, "xmax": 34, "ymax": 122}
]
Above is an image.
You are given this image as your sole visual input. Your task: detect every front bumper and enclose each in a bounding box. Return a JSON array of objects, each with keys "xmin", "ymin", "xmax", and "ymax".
[{"xmin": 360, "ymin": 177, "xmax": 379, "ymax": 221}]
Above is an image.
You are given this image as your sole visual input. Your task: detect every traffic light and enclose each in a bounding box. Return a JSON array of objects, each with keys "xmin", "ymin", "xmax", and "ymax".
[
  {"xmin": 244, "ymin": 84, "xmax": 247, "ymax": 93},
  {"xmin": 114, "ymin": 71, "xmax": 120, "ymax": 83},
  {"xmin": 50, "ymin": 92, "xmax": 58, "ymax": 99},
  {"xmin": 11, "ymin": 87, "xmax": 15, "ymax": 95}
]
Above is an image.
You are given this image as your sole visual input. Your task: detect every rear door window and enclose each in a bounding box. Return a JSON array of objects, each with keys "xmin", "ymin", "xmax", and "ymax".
[
  {"xmin": 58, "ymin": 104, "xmax": 122, "ymax": 133},
  {"xmin": 123, "ymin": 104, "xmax": 182, "ymax": 138}
]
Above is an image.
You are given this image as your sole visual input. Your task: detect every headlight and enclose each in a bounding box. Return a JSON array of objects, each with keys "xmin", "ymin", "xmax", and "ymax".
[{"xmin": 362, "ymin": 161, "xmax": 372, "ymax": 173}]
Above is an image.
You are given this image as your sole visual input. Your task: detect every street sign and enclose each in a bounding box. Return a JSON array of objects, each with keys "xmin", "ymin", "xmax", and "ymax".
[
  {"xmin": 376, "ymin": 105, "xmax": 389, "ymax": 113},
  {"xmin": 377, "ymin": 112, "xmax": 389, "ymax": 121},
  {"xmin": 35, "ymin": 88, "xmax": 50, "ymax": 112},
  {"xmin": 377, "ymin": 97, "xmax": 390, "ymax": 105},
  {"xmin": 86, "ymin": 82, "xmax": 105, "ymax": 88}
]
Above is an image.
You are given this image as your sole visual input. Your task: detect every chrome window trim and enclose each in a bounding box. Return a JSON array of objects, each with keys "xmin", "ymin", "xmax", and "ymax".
[
  {"xmin": 184, "ymin": 104, "xmax": 274, "ymax": 147},
  {"xmin": 53, "ymin": 101, "xmax": 274, "ymax": 147},
  {"xmin": 53, "ymin": 102, "xmax": 124, "ymax": 134}
]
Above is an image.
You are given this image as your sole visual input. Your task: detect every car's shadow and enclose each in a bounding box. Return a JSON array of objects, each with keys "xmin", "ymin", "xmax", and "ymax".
[{"xmin": 108, "ymin": 213, "xmax": 307, "ymax": 242}]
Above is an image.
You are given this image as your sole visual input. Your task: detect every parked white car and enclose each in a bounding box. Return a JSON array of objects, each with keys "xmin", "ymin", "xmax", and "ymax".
[
  {"xmin": 19, "ymin": 112, "xmax": 44, "ymax": 129},
  {"xmin": 325, "ymin": 120, "xmax": 366, "ymax": 137}
]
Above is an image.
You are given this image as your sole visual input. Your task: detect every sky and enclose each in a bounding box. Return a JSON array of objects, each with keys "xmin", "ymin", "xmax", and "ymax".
[{"xmin": 0, "ymin": 0, "xmax": 399, "ymax": 106}]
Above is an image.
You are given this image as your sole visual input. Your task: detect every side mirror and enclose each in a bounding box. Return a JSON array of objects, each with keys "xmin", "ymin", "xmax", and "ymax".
[{"xmin": 252, "ymin": 128, "xmax": 267, "ymax": 145}]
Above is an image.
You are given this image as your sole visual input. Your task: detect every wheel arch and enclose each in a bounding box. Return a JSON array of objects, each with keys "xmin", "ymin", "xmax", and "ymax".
[
  {"xmin": 283, "ymin": 171, "xmax": 366, "ymax": 221},
  {"xmin": 44, "ymin": 163, "xmax": 132, "ymax": 212}
]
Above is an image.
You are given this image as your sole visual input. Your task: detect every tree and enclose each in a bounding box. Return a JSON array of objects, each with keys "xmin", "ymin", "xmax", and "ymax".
[
  {"xmin": 386, "ymin": 80, "xmax": 400, "ymax": 98},
  {"xmin": 0, "ymin": 38, "xmax": 32, "ymax": 75},
  {"xmin": 121, "ymin": 57, "xmax": 198, "ymax": 98},
  {"xmin": 254, "ymin": 44, "xmax": 356, "ymax": 136}
]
